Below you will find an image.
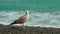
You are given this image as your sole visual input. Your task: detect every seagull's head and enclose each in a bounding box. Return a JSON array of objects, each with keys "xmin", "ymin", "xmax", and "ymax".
[
  {"xmin": 26, "ymin": 10, "xmax": 29, "ymax": 18},
  {"xmin": 26, "ymin": 10, "xmax": 29, "ymax": 15}
]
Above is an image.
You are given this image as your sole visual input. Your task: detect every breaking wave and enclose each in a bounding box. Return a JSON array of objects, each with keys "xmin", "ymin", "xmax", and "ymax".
[{"xmin": 0, "ymin": 11, "xmax": 60, "ymax": 28}]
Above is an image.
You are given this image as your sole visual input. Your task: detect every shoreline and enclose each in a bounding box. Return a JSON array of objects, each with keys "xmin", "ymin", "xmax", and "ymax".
[{"xmin": 0, "ymin": 24, "xmax": 60, "ymax": 34}]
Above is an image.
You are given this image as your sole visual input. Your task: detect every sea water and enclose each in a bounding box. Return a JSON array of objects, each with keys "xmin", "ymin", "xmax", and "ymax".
[{"xmin": 0, "ymin": 0, "xmax": 60, "ymax": 28}]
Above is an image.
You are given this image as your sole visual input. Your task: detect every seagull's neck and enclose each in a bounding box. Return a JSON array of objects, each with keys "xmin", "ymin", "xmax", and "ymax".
[
  {"xmin": 25, "ymin": 11, "xmax": 29, "ymax": 21},
  {"xmin": 26, "ymin": 12, "xmax": 29, "ymax": 18}
]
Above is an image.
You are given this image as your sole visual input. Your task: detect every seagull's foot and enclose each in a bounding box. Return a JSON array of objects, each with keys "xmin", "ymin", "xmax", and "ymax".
[{"xmin": 21, "ymin": 26, "xmax": 26, "ymax": 30}]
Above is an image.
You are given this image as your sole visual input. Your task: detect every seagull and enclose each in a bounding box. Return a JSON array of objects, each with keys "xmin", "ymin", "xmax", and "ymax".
[{"xmin": 9, "ymin": 11, "xmax": 29, "ymax": 29}]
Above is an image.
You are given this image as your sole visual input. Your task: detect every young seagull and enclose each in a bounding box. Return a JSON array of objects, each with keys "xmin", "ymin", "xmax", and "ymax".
[{"xmin": 10, "ymin": 11, "xmax": 29, "ymax": 29}]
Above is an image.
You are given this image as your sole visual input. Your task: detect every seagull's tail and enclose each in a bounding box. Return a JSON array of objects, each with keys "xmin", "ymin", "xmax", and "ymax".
[{"xmin": 9, "ymin": 20, "xmax": 17, "ymax": 26}]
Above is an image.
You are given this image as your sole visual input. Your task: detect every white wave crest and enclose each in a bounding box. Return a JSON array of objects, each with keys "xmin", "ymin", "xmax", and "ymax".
[{"xmin": 0, "ymin": 11, "xmax": 60, "ymax": 28}]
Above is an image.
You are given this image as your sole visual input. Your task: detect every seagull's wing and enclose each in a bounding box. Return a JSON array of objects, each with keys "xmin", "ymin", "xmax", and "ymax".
[
  {"xmin": 10, "ymin": 15, "xmax": 27, "ymax": 25},
  {"xmin": 17, "ymin": 15, "xmax": 27, "ymax": 23}
]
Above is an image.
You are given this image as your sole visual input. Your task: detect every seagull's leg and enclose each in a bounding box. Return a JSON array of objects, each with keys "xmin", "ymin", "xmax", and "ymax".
[
  {"xmin": 22, "ymin": 23, "xmax": 24, "ymax": 27},
  {"xmin": 21, "ymin": 23, "xmax": 26, "ymax": 29}
]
